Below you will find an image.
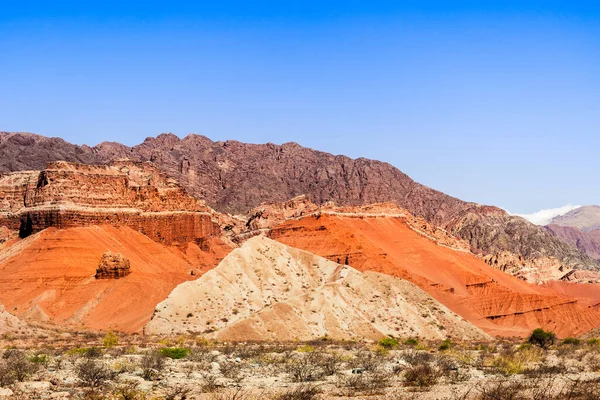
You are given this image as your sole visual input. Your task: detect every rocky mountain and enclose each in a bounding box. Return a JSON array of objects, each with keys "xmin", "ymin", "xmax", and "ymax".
[
  {"xmin": 550, "ymin": 206, "xmax": 600, "ymax": 232},
  {"xmin": 146, "ymin": 236, "xmax": 489, "ymax": 341},
  {"xmin": 545, "ymin": 224, "xmax": 600, "ymax": 261},
  {"xmin": 0, "ymin": 131, "xmax": 597, "ymax": 273},
  {"xmin": 0, "ymin": 159, "xmax": 221, "ymax": 246}
]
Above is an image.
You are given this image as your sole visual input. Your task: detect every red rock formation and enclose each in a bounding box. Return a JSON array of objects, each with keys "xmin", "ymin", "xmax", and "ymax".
[
  {"xmin": 95, "ymin": 252, "xmax": 131, "ymax": 279},
  {"xmin": 0, "ymin": 225, "xmax": 231, "ymax": 332},
  {"xmin": 267, "ymin": 213, "xmax": 600, "ymax": 338},
  {"xmin": 0, "ymin": 160, "xmax": 221, "ymax": 245},
  {"xmin": 481, "ymin": 251, "xmax": 576, "ymax": 283}
]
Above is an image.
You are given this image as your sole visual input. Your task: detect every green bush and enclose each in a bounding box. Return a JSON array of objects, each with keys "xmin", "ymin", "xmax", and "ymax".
[
  {"xmin": 562, "ymin": 337, "xmax": 581, "ymax": 346},
  {"xmin": 588, "ymin": 338, "xmax": 600, "ymax": 346},
  {"xmin": 438, "ymin": 339, "xmax": 453, "ymax": 351},
  {"xmin": 66, "ymin": 347, "xmax": 103, "ymax": 358},
  {"xmin": 378, "ymin": 337, "xmax": 399, "ymax": 349},
  {"xmin": 403, "ymin": 338, "xmax": 419, "ymax": 347},
  {"xmin": 28, "ymin": 353, "xmax": 50, "ymax": 366},
  {"xmin": 528, "ymin": 328, "xmax": 556, "ymax": 349},
  {"xmin": 159, "ymin": 347, "xmax": 190, "ymax": 359},
  {"xmin": 102, "ymin": 331, "xmax": 119, "ymax": 348}
]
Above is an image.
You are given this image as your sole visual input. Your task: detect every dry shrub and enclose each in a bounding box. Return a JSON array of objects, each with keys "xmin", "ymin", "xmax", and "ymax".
[
  {"xmin": 140, "ymin": 350, "xmax": 165, "ymax": 380},
  {"xmin": 274, "ymin": 384, "xmax": 322, "ymax": 400},
  {"xmin": 76, "ymin": 359, "xmax": 115, "ymax": 390},
  {"xmin": 220, "ymin": 361, "xmax": 244, "ymax": 382},
  {"xmin": 402, "ymin": 363, "xmax": 441, "ymax": 389},
  {"xmin": 560, "ymin": 378, "xmax": 600, "ymax": 400},
  {"xmin": 490, "ymin": 345, "xmax": 542, "ymax": 376},
  {"xmin": 112, "ymin": 380, "xmax": 146, "ymax": 400},
  {"xmin": 317, "ymin": 352, "xmax": 344, "ymax": 376},
  {"xmin": 208, "ymin": 387, "xmax": 253, "ymax": 400},
  {"xmin": 337, "ymin": 371, "xmax": 393, "ymax": 396},
  {"xmin": 285, "ymin": 352, "xmax": 324, "ymax": 382},
  {"xmin": 477, "ymin": 380, "xmax": 527, "ymax": 400},
  {"xmin": 201, "ymin": 373, "xmax": 222, "ymax": 393},
  {"xmin": 164, "ymin": 385, "xmax": 192, "ymax": 400},
  {"xmin": 0, "ymin": 350, "xmax": 38, "ymax": 384},
  {"xmin": 349, "ymin": 349, "xmax": 386, "ymax": 372}
]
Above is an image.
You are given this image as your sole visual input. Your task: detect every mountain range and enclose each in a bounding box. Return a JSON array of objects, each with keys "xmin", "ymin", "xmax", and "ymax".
[
  {"xmin": 1, "ymin": 131, "xmax": 596, "ymax": 275},
  {"xmin": 1, "ymin": 131, "xmax": 600, "ymax": 339}
]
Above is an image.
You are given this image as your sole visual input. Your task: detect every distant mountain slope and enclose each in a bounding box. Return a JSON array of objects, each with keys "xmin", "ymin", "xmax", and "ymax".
[
  {"xmin": 0, "ymin": 131, "xmax": 597, "ymax": 272},
  {"xmin": 550, "ymin": 206, "xmax": 600, "ymax": 232},
  {"xmin": 545, "ymin": 224, "xmax": 600, "ymax": 261},
  {"xmin": 145, "ymin": 236, "xmax": 489, "ymax": 341}
]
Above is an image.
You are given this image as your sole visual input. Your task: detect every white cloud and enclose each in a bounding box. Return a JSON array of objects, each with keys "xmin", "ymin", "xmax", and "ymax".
[{"xmin": 509, "ymin": 204, "xmax": 581, "ymax": 226}]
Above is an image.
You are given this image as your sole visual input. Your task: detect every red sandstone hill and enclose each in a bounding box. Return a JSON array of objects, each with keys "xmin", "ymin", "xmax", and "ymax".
[
  {"xmin": 265, "ymin": 211, "xmax": 600, "ymax": 338},
  {"xmin": 0, "ymin": 131, "xmax": 596, "ymax": 274},
  {"xmin": 0, "ymin": 225, "xmax": 230, "ymax": 332},
  {"xmin": 0, "ymin": 160, "xmax": 234, "ymax": 331}
]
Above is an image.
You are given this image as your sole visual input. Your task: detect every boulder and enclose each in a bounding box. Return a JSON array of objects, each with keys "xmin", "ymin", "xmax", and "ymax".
[{"xmin": 95, "ymin": 252, "xmax": 131, "ymax": 279}]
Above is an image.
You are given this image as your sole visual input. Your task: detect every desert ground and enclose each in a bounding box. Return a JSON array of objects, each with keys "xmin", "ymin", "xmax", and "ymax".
[{"xmin": 1, "ymin": 330, "xmax": 600, "ymax": 399}]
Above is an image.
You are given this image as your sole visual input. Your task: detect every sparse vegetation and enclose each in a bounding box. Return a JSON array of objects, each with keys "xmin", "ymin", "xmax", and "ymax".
[
  {"xmin": 159, "ymin": 347, "xmax": 190, "ymax": 359},
  {"xmin": 378, "ymin": 337, "xmax": 399, "ymax": 349},
  {"xmin": 3, "ymin": 334, "xmax": 600, "ymax": 398},
  {"xmin": 528, "ymin": 328, "xmax": 556, "ymax": 349},
  {"xmin": 140, "ymin": 349, "xmax": 165, "ymax": 380},
  {"xmin": 102, "ymin": 330, "xmax": 119, "ymax": 348},
  {"xmin": 76, "ymin": 359, "xmax": 114, "ymax": 389}
]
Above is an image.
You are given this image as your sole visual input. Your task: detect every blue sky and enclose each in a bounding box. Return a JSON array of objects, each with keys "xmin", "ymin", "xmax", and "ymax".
[{"xmin": 1, "ymin": 1, "xmax": 599, "ymax": 214}]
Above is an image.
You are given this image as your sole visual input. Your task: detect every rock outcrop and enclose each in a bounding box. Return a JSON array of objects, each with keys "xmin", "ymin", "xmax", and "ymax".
[
  {"xmin": 95, "ymin": 252, "xmax": 131, "ymax": 279},
  {"xmin": 145, "ymin": 236, "xmax": 489, "ymax": 341},
  {"xmin": 445, "ymin": 206, "xmax": 599, "ymax": 271},
  {"xmin": 480, "ymin": 251, "xmax": 574, "ymax": 283},
  {"xmin": 0, "ymin": 131, "xmax": 597, "ymax": 273},
  {"xmin": 0, "ymin": 160, "xmax": 221, "ymax": 245}
]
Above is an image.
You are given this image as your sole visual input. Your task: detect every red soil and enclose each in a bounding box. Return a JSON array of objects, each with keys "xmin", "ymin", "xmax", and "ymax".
[
  {"xmin": 269, "ymin": 215, "xmax": 600, "ymax": 338},
  {"xmin": 0, "ymin": 225, "xmax": 231, "ymax": 332}
]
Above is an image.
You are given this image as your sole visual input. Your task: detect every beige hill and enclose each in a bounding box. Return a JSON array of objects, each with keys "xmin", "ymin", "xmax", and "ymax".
[
  {"xmin": 0, "ymin": 303, "xmax": 43, "ymax": 337},
  {"xmin": 145, "ymin": 236, "xmax": 489, "ymax": 341}
]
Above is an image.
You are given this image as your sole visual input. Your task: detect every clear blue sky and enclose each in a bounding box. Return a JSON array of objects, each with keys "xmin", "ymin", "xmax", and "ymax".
[{"xmin": 1, "ymin": 1, "xmax": 599, "ymax": 213}]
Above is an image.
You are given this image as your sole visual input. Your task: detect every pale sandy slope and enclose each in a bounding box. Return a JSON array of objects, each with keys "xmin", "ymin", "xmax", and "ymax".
[
  {"xmin": 0, "ymin": 303, "xmax": 43, "ymax": 337},
  {"xmin": 145, "ymin": 236, "xmax": 489, "ymax": 341}
]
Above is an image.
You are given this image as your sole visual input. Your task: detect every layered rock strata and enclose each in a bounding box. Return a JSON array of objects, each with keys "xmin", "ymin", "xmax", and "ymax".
[
  {"xmin": 0, "ymin": 160, "xmax": 221, "ymax": 245},
  {"xmin": 266, "ymin": 211, "xmax": 600, "ymax": 338}
]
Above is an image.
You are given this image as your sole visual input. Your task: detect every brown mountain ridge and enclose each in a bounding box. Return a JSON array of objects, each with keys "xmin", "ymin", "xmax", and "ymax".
[{"xmin": 0, "ymin": 131, "xmax": 597, "ymax": 274}]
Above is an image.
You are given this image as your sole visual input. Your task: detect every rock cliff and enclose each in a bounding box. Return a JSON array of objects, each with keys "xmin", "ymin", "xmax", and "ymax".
[{"xmin": 0, "ymin": 160, "xmax": 221, "ymax": 245}]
